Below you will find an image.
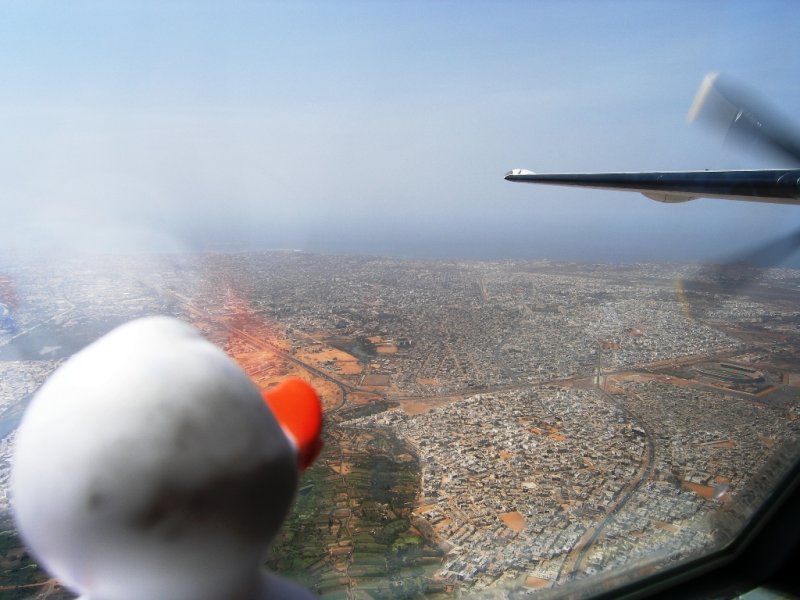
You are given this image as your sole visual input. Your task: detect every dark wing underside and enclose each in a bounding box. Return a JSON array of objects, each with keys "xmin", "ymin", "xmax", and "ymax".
[{"xmin": 504, "ymin": 169, "xmax": 800, "ymax": 205}]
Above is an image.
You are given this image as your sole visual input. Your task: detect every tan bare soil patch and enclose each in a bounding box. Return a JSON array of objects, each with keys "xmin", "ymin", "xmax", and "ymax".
[
  {"xmin": 612, "ymin": 372, "xmax": 694, "ymax": 387},
  {"xmin": 400, "ymin": 396, "xmax": 463, "ymax": 415},
  {"xmin": 759, "ymin": 436, "xmax": 775, "ymax": 449},
  {"xmin": 338, "ymin": 363, "xmax": 364, "ymax": 375},
  {"xmin": 348, "ymin": 392, "xmax": 383, "ymax": 405},
  {"xmin": 682, "ymin": 481, "xmax": 715, "ymax": 500},
  {"xmin": 402, "ymin": 401, "xmax": 432, "ymax": 415},
  {"xmin": 524, "ymin": 576, "xmax": 551, "ymax": 589},
  {"xmin": 192, "ymin": 307, "xmax": 343, "ymax": 412},
  {"xmin": 652, "ymin": 520, "xmax": 680, "ymax": 533},
  {"xmin": 499, "ymin": 511, "xmax": 525, "ymax": 533},
  {"xmin": 362, "ymin": 374, "xmax": 390, "ymax": 387},
  {"xmin": 329, "ymin": 462, "xmax": 353, "ymax": 475},
  {"xmin": 787, "ymin": 372, "xmax": 800, "ymax": 386},
  {"xmin": 713, "ymin": 440, "xmax": 736, "ymax": 449},
  {"xmin": 295, "ymin": 347, "xmax": 363, "ymax": 375},
  {"xmin": 376, "ymin": 344, "xmax": 397, "ymax": 354}
]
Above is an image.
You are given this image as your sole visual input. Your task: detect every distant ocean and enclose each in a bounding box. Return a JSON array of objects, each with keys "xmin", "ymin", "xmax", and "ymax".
[
  {"xmin": 12, "ymin": 212, "xmax": 796, "ymax": 268},
  {"xmin": 191, "ymin": 221, "xmax": 800, "ymax": 268}
]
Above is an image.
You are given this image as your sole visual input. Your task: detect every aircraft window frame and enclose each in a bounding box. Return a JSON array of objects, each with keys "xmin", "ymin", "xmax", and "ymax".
[{"xmin": 2, "ymin": 5, "xmax": 800, "ymax": 599}]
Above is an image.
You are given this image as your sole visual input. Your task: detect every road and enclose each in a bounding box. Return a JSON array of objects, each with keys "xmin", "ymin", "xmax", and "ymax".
[
  {"xmin": 555, "ymin": 387, "xmax": 658, "ymax": 583},
  {"xmin": 164, "ymin": 285, "xmax": 761, "ymax": 587}
]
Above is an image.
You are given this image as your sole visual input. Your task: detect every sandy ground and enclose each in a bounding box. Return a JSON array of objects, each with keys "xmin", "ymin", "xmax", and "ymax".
[
  {"xmin": 682, "ymin": 481, "xmax": 715, "ymax": 500},
  {"xmin": 652, "ymin": 520, "xmax": 680, "ymax": 533},
  {"xmin": 329, "ymin": 462, "xmax": 353, "ymax": 475},
  {"xmin": 194, "ymin": 311, "xmax": 344, "ymax": 412},
  {"xmin": 609, "ymin": 372, "xmax": 693, "ymax": 386},
  {"xmin": 362, "ymin": 374, "xmax": 390, "ymax": 387},
  {"xmin": 401, "ymin": 401, "xmax": 435, "ymax": 415},
  {"xmin": 347, "ymin": 391, "xmax": 384, "ymax": 405},
  {"xmin": 499, "ymin": 511, "xmax": 525, "ymax": 533},
  {"xmin": 524, "ymin": 576, "xmax": 551, "ymax": 589},
  {"xmin": 399, "ymin": 396, "xmax": 464, "ymax": 415},
  {"xmin": 295, "ymin": 347, "xmax": 363, "ymax": 375}
]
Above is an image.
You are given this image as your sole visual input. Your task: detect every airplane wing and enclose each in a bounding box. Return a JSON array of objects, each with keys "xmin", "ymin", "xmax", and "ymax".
[
  {"xmin": 505, "ymin": 73, "xmax": 800, "ymax": 205},
  {"xmin": 504, "ymin": 168, "xmax": 800, "ymax": 204}
]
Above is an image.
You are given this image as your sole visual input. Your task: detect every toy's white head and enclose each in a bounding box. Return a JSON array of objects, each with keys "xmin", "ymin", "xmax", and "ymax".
[{"xmin": 12, "ymin": 317, "xmax": 298, "ymax": 600}]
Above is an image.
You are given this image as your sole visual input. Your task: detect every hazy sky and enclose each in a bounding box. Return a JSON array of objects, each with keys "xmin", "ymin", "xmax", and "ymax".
[{"xmin": 2, "ymin": 1, "xmax": 800, "ymax": 263}]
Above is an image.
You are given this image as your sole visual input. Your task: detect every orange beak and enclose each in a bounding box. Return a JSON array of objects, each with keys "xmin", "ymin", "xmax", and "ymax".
[{"xmin": 262, "ymin": 378, "xmax": 323, "ymax": 471}]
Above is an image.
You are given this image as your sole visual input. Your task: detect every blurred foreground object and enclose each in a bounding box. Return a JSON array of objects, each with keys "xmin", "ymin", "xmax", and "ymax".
[
  {"xmin": 263, "ymin": 378, "xmax": 323, "ymax": 471},
  {"xmin": 11, "ymin": 316, "xmax": 320, "ymax": 600},
  {"xmin": 689, "ymin": 72, "xmax": 800, "ymax": 165}
]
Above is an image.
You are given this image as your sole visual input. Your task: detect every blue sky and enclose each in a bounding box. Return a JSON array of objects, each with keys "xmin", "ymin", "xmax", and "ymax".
[{"xmin": 2, "ymin": 1, "xmax": 800, "ymax": 263}]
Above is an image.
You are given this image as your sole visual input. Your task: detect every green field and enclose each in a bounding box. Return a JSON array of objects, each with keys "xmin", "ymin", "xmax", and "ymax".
[{"xmin": 267, "ymin": 417, "xmax": 444, "ymax": 599}]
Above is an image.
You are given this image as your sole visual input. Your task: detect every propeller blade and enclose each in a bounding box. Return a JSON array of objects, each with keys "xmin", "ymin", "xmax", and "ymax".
[
  {"xmin": 723, "ymin": 228, "xmax": 800, "ymax": 268},
  {"xmin": 689, "ymin": 73, "xmax": 800, "ymax": 166},
  {"xmin": 678, "ymin": 228, "xmax": 800, "ymax": 320}
]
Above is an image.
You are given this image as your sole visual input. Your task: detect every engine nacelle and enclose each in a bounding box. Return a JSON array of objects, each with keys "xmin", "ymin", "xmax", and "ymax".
[{"xmin": 641, "ymin": 192, "xmax": 697, "ymax": 203}]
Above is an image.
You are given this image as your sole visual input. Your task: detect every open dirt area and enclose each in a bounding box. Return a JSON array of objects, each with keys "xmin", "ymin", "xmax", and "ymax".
[
  {"xmin": 192, "ymin": 311, "xmax": 343, "ymax": 412},
  {"xmin": 347, "ymin": 391, "xmax": 385, "ymax": 405},
  {"xmin": 682, "ymin": 481, "xmax": 715, "ymax": 500},
  {"xmin": 401, "ymin": 401, "xmax": 436, "ymax": 415},
  {"xmin": 250, "ymin": 357, "xmax": 343, "ymax": 413},
  {"xmin": 610, "ymin": 372, "xmax": 694, "ymax": 386},
  {"xmin": 652, "ymin": 520, "xmax": 680, "ymax": 533},
  {"xmin": 499, "ymin": 511, "xmax": 525, "ymax": 533},
  {"xmin": 329, "ymin": 461, "xmax": 353, "ymax": 475},
  {"xmin": 362, "ymin": 374, "xmax": 390, "ymax": 387},
  {"xmin": 399, "ymin": 395, "xmax": 465, "ymax": 415},
  {"xmin": 524, "ymin": 576, "xmax": 551, "ymax": 589},
  {"xmin": 295, "ymin": 347, "xmax": 363, "ymax": 375}
]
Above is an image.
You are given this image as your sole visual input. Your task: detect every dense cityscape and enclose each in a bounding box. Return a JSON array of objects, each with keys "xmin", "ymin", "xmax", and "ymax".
[{"xmin": 0, "ymin": 251, "xmax": 798, "ymax": 598}]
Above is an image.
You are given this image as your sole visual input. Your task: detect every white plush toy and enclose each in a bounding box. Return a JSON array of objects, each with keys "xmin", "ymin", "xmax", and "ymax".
[{"xmin": 12, "ymin": 316, "xmax": 321, "ymax": 600}]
